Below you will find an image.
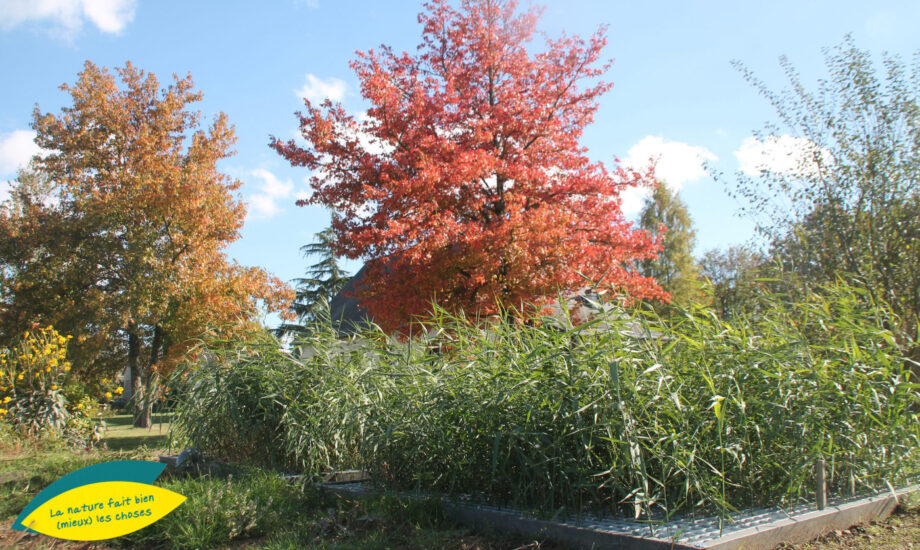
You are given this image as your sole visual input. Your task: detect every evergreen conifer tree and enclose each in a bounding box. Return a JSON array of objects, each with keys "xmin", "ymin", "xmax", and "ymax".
[
  {"xmin": 278, "ymin": 228, "xmax": 350, "ymax": 335},
  {"xmin": 638, "ymin": 183, "xmax": 704, "ymax": 307}
]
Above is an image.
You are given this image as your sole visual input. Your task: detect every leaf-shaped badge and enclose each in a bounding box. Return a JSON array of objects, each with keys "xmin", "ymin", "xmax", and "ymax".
[
  {"xmin": 19, "ymin": 481, "xmax": 186, "ymax": 541},
  {"xmin": 13, "ymin": 460, "xmax": 166, "ymax": 532}
]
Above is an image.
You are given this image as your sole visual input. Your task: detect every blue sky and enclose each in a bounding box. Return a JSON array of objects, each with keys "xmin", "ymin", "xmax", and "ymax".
[{"xmin": 1, "ymin": 0, "xmax": 918, "ymax": 327}]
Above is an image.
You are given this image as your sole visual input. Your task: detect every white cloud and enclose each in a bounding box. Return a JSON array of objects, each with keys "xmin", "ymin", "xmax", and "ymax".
[
  {"xmin": 247, "ymin": 168, "xmax": 294, "ymax": 220},
  {"xmin": 82, "ymin": 0, "xmax": 136, "ymax": 32},
  {"xmin": 353, "ymin": 112, "xmax": 395, "ymax": 156},
  {"xmin": 624, "ymin": 136, "xmax": 717, "ymax": 190},
  {"xmin": 295, "ymin": 74, "xmax": 347, "ymax": 104},
  {"xmin": 620, "ymin": 135, "xmax": 717, "ymax": 216},
  {"xmin": 0, "ymin": 0, "xmax": 136, "ymax": 35},
  {"xmin": 0, "ymin": 129, "xmax": 41, "ymax": 174},
  {"xmin": 0, "ymin": 129, "xmax": 51, "ymax": 205},
  {"xmin": 734, "ymin": 135, "xmax": 833, "ymax": 177},
  {"xmin": 619, "ymin": 187, "xmax": 648, "ymax": 218}
]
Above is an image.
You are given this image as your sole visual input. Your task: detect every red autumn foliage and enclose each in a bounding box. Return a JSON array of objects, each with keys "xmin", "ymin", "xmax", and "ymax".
[{"xmin": 272, "ymin": 0, "xmax": 666, "ymax": 331}]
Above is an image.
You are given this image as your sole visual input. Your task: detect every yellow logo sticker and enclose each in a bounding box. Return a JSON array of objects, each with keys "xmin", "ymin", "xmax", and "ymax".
[
  {"xmin": 20, "ymin": 480, "xmax": 186, "ymax": 541},
  {"xmin": 14, "ymin": 460, "xmax": 185, "ymax": 541}
]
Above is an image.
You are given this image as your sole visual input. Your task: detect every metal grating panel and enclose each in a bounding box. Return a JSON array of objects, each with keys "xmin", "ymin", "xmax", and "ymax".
[{"xmin": 321, "ymin": 481, "xmax": 918, "ymax": 549}]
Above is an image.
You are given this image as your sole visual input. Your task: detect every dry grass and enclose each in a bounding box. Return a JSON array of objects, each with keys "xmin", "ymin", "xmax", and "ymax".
[{"xmin": 783, "ymin": 504, "xmax": 920, "ymax": 549}]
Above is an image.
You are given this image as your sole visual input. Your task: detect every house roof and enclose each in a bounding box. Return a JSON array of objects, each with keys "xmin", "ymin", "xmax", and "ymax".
[{"xmin": 329, "ymin": 264, "xmax": 373, "ymax": 335}]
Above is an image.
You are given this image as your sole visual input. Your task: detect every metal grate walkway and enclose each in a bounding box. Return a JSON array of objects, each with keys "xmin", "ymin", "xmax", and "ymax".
[{"xmin": 323, "ymin": 480, "xmax": 918, "ymax": 549}]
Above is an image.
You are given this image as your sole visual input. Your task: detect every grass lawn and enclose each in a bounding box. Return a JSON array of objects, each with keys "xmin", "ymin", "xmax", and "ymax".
[
  {"xmin": 101, "ymin": 413, "xmax": 174, "ymax": 452},
  {"xmin": 1, "ymin": 418, "xmax": 917, "ymax": 549},
  {"xmin": 0, "ymin": 417, "xmax": 566, "ymax": 549}
]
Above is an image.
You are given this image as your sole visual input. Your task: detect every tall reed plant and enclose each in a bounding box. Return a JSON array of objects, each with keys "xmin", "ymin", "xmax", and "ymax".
[{"xmin": 171, "ymin": 281, "xmax": 920, "ymax": 520}]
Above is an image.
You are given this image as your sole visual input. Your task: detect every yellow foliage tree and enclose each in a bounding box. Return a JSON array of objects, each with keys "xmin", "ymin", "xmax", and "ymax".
[{"xmin": 0, "ymin": 62, "xmax": 294, "ymax": 427}]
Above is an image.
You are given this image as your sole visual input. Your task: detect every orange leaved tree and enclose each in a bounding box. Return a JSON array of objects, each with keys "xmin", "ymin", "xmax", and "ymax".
[
  {"xmin": 272, "ymin": 0, "xmax": 665, "ymax": 332},
  {"xmin": 0, "ymin": 61, "xmax": 293, "ymax": 427}
]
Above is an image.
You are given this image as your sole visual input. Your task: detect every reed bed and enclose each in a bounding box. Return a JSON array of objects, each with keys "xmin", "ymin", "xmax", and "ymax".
[{"xmin": 172, "ymin": 282, "xmax": 920, "ymax": 521}]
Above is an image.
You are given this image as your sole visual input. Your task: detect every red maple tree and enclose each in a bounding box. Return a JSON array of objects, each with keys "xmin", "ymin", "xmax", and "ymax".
[{"xmin": 272, "ymin": 0, "xmax": 666, "ymax": 331}]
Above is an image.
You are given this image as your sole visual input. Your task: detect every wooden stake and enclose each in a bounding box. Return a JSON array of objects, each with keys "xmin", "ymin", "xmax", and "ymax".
[{"xmin": 816, "ymin": 458, "xmax": 827, "ymax": 510}]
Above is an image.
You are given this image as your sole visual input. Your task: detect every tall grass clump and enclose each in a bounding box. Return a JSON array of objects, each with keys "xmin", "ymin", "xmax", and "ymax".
[
  {"xmin": 172, "ymin": 281, "xmax": 920, "ymax": 521},
  {"xmin": 171, "ymin": 321, "xmax": 394, "ymax": 473}
]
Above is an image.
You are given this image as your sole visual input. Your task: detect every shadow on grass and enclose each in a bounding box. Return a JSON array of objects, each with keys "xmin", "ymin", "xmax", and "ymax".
[
  {"xmin": 101, "ymin": 413, "xmax": 173, "ymax": 452},
  {"xmin": 104, "ymin": 434, "xmax": 171, "ymax": 452},
  {"xmin": 104, "ymin": 413, "xmax": 172, "ymax": 427}
]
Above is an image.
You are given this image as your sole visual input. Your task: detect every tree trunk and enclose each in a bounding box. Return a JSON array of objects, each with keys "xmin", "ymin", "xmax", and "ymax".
[
  {"xmin": 121, "ymin": 364, "xmax": 134, "ymax": 402},
  {"xmin": 129, "ymin": 328, "xmax": 152, "ymax": 428}
]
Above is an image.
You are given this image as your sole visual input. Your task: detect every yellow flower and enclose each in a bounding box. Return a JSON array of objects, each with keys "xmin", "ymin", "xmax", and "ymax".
[
  {"xmin": 2, "ymin": 396, "xmax": 10, "ymax": 403},
  {"xmin": 105, "ymin": 392, "xmax": 113, "ymax": 399},
  {"xmin": 34, "ymin": 372, "xmax": 40, "ymax": 378},
  {"xmin": 49, "ymin": 359, "xmax": 58, "ymax": 367},
  {"xmin": 115, "ymin": 386, "xmax": 124, "ymax": 395},
  {"xmin": 51, "ymin": 385, "xmax": 58, "ymax": 390},
  {"xmin": 102, "ymin": 378, "xmax": 108, "ymax": 384},
  {"xmin": 0, "ymin": 409, "xmax": 7, "ymax": 416},
  {"xmin": 76, "ymin": 403, "xmax": 84, "ymax": 409},
  {"xmin": 66, "ymin": 335, "xmax": 73, "ymax": 340},
  {"xmin": 17, "ymin": 373, "xmax": 24, "ymax": 380}
]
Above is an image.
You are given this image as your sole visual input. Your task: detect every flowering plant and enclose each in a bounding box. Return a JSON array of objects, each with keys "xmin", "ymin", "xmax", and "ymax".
[{"xmin": 0, "ymin": 326, "xmax": 103, "ymax": 445}]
